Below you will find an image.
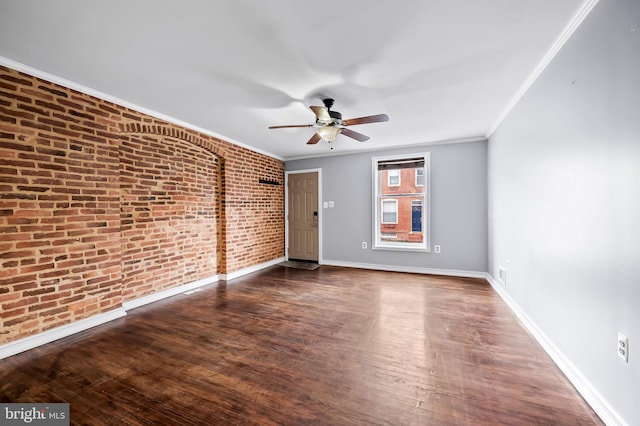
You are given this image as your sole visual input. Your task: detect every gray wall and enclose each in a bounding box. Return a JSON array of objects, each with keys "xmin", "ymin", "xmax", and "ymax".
[
  {"xmin": 488, "ymin": 0, "xmax": 639, "ymax": 424},
  {"xmin": 286, "ymin": 141, "xmax": 488, "ymax": 273}
]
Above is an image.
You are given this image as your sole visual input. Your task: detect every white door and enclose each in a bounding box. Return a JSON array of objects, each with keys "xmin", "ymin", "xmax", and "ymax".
[{"xmin": 288, "ymin": 172, "xmax": 318, "ymax": 261}]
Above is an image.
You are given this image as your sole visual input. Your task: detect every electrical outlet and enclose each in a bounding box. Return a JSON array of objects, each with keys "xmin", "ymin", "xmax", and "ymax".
[
  {"xmin": 361, "ymin": 242, "xmax": 367, "ymax": 249},
  {"xmin": 618, "ymin": 332, "xmax": 629, "ymax": 362},
  {"xmin": 434, "ymin": 245, "xmax": 441, "ymax": 253},
  {"xmin": 499, "ymin": 267, "xmax": 507, "ymax": 285}
]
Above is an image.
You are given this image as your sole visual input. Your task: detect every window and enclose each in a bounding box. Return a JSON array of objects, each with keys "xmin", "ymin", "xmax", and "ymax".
[
  {"xmin": 387, "ymin": 169, "xmax": 400, "ymax": 186},
  {"xmin": 381, "ymin": 199, "xmax": 398, "ymax": 224},
  {"xmin": 415, "ymin": 168, "xmax": 424, "ymax": 186},
  {"xmin": 372, "ymin": 153, "xmax": 430, "ymax": 252}
]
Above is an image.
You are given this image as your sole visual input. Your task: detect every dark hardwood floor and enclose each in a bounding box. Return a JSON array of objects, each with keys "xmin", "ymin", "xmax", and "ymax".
[{"xmin": 1, "ymin": 266, "xmax": 601, "ymax": 425}]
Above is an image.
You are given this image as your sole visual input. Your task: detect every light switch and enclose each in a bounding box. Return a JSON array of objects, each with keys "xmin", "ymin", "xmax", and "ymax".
[
  {"xmin": 328, "ymin": 201, "xmax": 335, "ymax": 208},
  {"xmin": 323, "ymin": 201, "xmax": 328, "ymax": 208}
]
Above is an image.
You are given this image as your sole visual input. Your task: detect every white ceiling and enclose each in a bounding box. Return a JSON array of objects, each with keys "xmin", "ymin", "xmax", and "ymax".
[{"xmin": 0, "ymin": 0, "xmax": 590, "ymax": 160}]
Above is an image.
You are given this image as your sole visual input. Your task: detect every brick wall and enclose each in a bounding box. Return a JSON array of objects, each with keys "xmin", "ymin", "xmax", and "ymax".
[
  {"xmin": 119, "ymin": 133, "xmax": 220, "ymax": 300},
  {"xmin": 0, "ymin": 65, "xmax": 284, "ymax": 345}
]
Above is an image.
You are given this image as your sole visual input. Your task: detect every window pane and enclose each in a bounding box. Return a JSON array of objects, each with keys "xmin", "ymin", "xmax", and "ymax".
[
  {"xmin": 379, "ymin": 170, "xmax": 424, "ymax": 239},
  {"xmin": 381, "ymin": 200, "xmax": 397, "ymax": 223},
  {"xmin": 373, "ymin": 153, "xmax": 429, "ymax": 252},
  {"xmin": 388, "ymin": 170, "xmax": 400, "ymax": 186}
]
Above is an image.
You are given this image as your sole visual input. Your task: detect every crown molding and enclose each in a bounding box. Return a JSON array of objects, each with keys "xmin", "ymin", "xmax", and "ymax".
[
  {"xmin": 486, "ymin": 0, "xmax": 600, "ymax": 138},
  {"xmin": 0, "ymin": 56, "xmax": 284, "ymax": 162}
]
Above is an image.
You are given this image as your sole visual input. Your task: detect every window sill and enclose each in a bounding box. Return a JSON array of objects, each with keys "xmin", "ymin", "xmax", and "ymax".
[{"xmin": 372, "ymin": 244, "xmax": 429, "ymax": 253}]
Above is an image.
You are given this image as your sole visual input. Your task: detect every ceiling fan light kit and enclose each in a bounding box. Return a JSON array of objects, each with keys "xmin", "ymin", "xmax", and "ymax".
[
  {"xmin": 269, "ymin": 98, "xmax": 389, "ymax": 148},
  {"xmin": 316, "ymin": 126, "xmax": 340, "ymax": 142}
]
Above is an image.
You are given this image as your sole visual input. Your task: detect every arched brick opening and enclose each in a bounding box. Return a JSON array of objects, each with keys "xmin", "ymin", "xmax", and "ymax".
[
  {"xmin": 117, "ymin": 124, "xmax": 226, "ymax": 301},
  {"xmin": 118, "ymin": 123, "xmax": 225, "ymax": 159}
]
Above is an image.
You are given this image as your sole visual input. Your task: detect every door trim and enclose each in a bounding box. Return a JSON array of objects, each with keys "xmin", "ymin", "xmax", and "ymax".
[{"xmin": 285, "ymin": 168, "xmax": 322, "ymax": 264}]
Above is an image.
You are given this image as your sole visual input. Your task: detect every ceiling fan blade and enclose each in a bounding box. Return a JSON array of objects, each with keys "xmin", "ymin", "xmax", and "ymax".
[
  {"xmin": 306, "ymin": 133, "xmax": 321, "ymax": 145},
  {"xmin": 310, "ymin": 106, "xmax": 331, "ymax": 122},
  {"xmin": 342, "ymin": 114, "xmax": 389, "ymax": 126},
  {"xmin": 341, "ymin": 128, "xmax": 370, "ymax": 142},
  {"xmin": 268, "ymin": 124, "xmax": 313, "ymax": 129}
]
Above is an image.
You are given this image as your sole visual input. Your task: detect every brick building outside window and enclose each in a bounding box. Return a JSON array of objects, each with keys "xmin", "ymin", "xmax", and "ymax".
[
  {"xmin": 379, "ymin": 168, "xmax": 424, "ymax": 243},
  {"xmin": 372, "ymin": 153, "xmax": 430, "ymax": 252}
]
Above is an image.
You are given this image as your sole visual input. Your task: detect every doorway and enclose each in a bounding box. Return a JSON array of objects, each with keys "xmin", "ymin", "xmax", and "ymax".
[
  {"xmin": 411, "ymin": 200, "xmax": 422, "ymax": 232},
  {"xmin": 285, "ymin": 169, "xmax": 322, "ymax": 263}
]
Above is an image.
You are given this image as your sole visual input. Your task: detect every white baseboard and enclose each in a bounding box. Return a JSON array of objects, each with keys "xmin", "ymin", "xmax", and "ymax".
[
  {"xmin": 1, "ymin": 260, "xmax": 625, "ymax": 425},
  {"xmin": 485, "ymin": 273, "xmax": 626, "ymax": 426},
  {"xmin": 124, "ymin": 257, "xmax": 286, "ymax": 311},
  {"xmin": 0, "ymin": 258, "xmax": 284, "ymax": 360},
  {"xmin": 220, "ymin": 257, "xmax": 285, "ymax": 281},
  {"xmin": 0, "ymin": 308, "xmax": 126, "ymax": 360},
  {"xmin": 321, "ymin": 259, "xmax": 487, "ymax": 279},
  {"xmin": 122, "ymin": 274, "xmax": 220, "ymax": 311}
]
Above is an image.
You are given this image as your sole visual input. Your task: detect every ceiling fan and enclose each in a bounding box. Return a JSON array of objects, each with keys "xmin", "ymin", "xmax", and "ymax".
[{"xmin": 268, "ymin": 98, "xmax": 389, "ymax": 145}]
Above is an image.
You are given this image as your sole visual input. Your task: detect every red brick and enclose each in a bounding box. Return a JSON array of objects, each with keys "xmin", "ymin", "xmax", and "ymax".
[
  {"xmin": 3, "ymin": 313, "xmax": 37, "ymax": 327},
  {"xmin": 0, "ymin": 65, "xmax": 284, "ymax": 345},
  {"xmin": 2, "ymin": 296, "xmax": 38, "ymax": 310}
]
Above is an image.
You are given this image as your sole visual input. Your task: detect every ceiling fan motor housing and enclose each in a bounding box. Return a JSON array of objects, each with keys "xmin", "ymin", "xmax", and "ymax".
[
  {"xmin": 322, "ymin": 98, "xmax": 342, "ymax": 123},
  {"xmin": 322, "ymin": 98, "xmax": 335, "ymax": 109}
]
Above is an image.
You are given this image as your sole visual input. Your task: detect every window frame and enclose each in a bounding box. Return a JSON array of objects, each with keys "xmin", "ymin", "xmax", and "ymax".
[
  {"xmin": 415, "ymin": 168, "xmax": 424, "ymax": 187},
  {"xmin": 372, "ymin": 152, "xmax": 431, "ymax": 252},
  {"xmin": 387, "ymin": 169, "xmax": 400, "ymax": 187},
  {"xmin": 381, "ymin": 198, "xmax": 398, "ymax": 224}
]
